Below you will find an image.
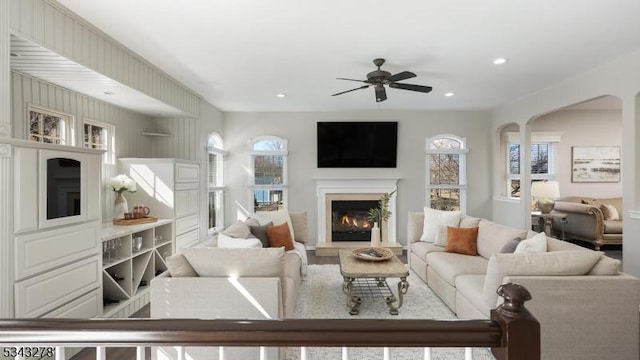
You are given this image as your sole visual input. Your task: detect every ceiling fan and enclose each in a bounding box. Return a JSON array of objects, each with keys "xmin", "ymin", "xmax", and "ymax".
[{"xmin": 331, "ymin": 58, "xmax": 433, "ymax": 102}]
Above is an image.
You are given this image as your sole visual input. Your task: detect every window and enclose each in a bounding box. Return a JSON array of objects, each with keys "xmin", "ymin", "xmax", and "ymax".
[
  {"xmin": 208, "ymin": 133, "xmax": 225, "ymax": 233},
  {"xmin": 28, "ymin": 106, "xmax": 73, "ymax": 145},
  {"xmin": 506, "ymin": 132, "xmax": 560, "ymax": 197},
  {"xmin": 83, "ymin": 119, "xmax": 115, "ymax": 164},
  {"xmin": 249, "ymin": 136, "xmax": 288, "ymax": 212},
  {"xmin": 426, "ymin": 135, "xmax": 467, "ymax": 212}
]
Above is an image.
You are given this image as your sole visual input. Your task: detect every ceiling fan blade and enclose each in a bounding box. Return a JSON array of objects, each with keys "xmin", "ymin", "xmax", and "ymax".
[
  {"xmin": 375, "ymin": 85, "xmax": 387, "ymax": 102},
  {"xmin": 337, "ymin": 77, "xmax": 370, "ymax": 83},
  {"xmin": 387, "ymin": 71, "xmax": 416, "ymax": 82},
  {"xmin": 331, "ymin": 85, "xmax": 370, "ymax": 96},
  {"xmin": 389, "ymin": 82, "xmax": 433, "ymax": 93}
]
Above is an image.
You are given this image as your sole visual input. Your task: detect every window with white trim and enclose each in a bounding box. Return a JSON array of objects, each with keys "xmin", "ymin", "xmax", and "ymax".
[
  {"xmin": 506, "ymin": 132, "xmax": 561, "ymax": 197},
  {"xmin": 249, "ymin": 136, "xmax": 288, "ymax": 212},
  {"xmin": 28, "ymin": 106, "xmax": 73, "ymax": 145},
  {"xmin": 426, "ymin": 135, "xmax": 467, "ymax": 212},
  {"xmin": 83, "ymin": 119, "xmax": 115, "ymax": 164},
  {"xmin": 208, "ymin": 133, "xmax": 225, "ymax": 233}
]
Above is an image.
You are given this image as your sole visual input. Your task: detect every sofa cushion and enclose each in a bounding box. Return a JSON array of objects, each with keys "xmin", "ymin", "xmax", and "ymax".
[
  {"xmin": 266, "ymin": 222, "xmax": 295, "ymax": 251},
  {"xmin": 180, "ymin": 247, "xmax": 284, "ymax": 278},
  {"xmin": 588, "ymin": 256, "xmax": 622, "ymax": 275},
  {"xmin": 459, "ymin": 216, "xmax": 481, "ymax": 228},
  {"xmin": 426, "ymin": 252, "xmax": 489, "ymax": 286},
  {"xmin": 217, "ymin": 233, "xmax": 263, "ymax": 248},
  {"xmin": 222, "ymin": 220, "xmax": 252, "ymax": 238},
  {"xmin": 420, "ymin": 208, "xmax": 461, "ymax": 242},
  {"xmin": 546, "ymin": 237, "xmax": 586, "ymax": 252},
  {"xmin": 410, "ymin": 241, "xmax": 445, "ymax": 261},
  {"xmin": 249, "ymin": 222, "xmax": 273, "ymax": 248},
  {"xmin": 434, "ymin": 225, "xmax": 449, "ymax": 247},
  {"xmin": 603, "ymin": 220, "xmax": 623, "ymax": 234},
  {"xmin": 253, "ymin": 209, "xmax": 296, "ymax": 243},
  {"xmin": 600, "ymin": 204, "xmax": 620, "ymax": 221},
  {"xmin": 166, "ymin": 254, "xmax": 198, "ymax": 277},
  {"xmin": 514, "ymin": 232, "xmax": 547, "ymax": 253},
  {"xmin": 289, "ymin": 211, "xmax": 309, "ymax": 244},
  {"xmin": 477, "ymin": 220, "xmax": 528, "ymax": 259},
  {"xmin": 500, "ymin": 236, "xmax": 525, "ymax": 254},
  {"xmin": 445, "ymin": 227, "xmax": 479, "ymax": 256},
  {"xmin": 455, "ymin": 274, "xmax": 489, "ymax": 318},
  {"xmin": 408, "ymin": 211, "xmax": 425, "ymax": 243},
  {"xmin": 483, "ymin": 250, "xmax": 603, "ymax": 307}
]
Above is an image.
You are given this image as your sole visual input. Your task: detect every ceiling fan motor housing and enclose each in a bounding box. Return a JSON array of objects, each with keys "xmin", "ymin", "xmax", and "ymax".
[{"xmin": 367, "ymin": 70, "xmax": 392, "ymax": 84}]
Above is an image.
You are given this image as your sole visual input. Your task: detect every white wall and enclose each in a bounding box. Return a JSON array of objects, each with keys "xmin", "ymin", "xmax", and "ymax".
[
  {"xmin": 223, "ymin": 110, "xmax": 493, "ymax": 246},
  {"xmin": 533, "ymin": 109, "xmax": 622, "ymax": 198}
]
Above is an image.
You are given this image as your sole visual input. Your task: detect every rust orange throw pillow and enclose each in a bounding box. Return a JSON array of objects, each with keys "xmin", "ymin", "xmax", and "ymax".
[
  {"xmin": 445, "ymin": 226, "xmax": 479, "ymax": 256},
  {"xmin": 266, "ymin": 222, "xmax": 294, "ymax": 251}
]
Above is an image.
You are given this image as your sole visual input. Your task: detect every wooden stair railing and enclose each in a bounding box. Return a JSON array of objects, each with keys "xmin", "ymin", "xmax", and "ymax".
[{"xmin": 0, "ymin": 283, "xmax": 539, "ymax": 360}]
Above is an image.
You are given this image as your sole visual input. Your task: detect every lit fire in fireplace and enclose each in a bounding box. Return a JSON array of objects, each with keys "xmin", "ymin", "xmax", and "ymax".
[{"xmin": 339, "ymin": 214, "xmax": 371, "ymax": 229}]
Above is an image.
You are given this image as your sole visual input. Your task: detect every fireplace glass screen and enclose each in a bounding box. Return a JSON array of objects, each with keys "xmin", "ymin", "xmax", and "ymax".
[{"xmin": 331, "ymin": 200, "xmax": 378, "ymax": 241}]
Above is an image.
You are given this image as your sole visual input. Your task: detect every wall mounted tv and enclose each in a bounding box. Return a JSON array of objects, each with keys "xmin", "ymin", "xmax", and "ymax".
[{"xmin": 317, "ymin": 121, "xmax": 398, "ymax": 168}]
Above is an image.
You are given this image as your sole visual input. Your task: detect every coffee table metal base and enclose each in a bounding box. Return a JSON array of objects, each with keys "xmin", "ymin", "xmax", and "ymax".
[{"xmin": 342, "ymin": 276, "xmax": 409, "ymax": 315}]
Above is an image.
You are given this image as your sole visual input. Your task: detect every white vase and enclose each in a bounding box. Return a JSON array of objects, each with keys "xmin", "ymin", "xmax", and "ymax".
[
  {"xmin": 114, "ymin": 192, "xmax": 128, "ymax": 219},
  {"xmin": 370, "ymin": 222, "xmax": 381, "ymax": 248}
]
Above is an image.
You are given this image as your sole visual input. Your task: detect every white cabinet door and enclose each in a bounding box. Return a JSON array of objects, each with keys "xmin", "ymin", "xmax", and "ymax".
[
  {"xmin": 13, "ymin": 147, "xmax": 38, "ymax": 233},
  {"xmin": 175, "ymin": 163, "xmax": 199, "ymax": 183},
  {"xmin": 175, "ymin": 229, "xmax": 199, "ymax": 252},
  {"xmin": 175, "ymin": 214, "xmax": 199, "ymax": 235},
  {"xmin": 175, "ymin": 189, "xmax": 199, "ymax": 217}
]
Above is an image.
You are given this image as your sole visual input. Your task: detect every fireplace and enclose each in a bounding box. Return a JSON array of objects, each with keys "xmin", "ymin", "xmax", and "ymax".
[{"xmin": 331, "ymin": 200, "xmax": 377, "ymax": 241}]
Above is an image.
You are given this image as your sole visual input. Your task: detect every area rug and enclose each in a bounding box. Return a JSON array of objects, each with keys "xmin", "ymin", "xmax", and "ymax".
[{"xmin": 284, "ymin": 264, "xmax": 495, "ymax": 360}]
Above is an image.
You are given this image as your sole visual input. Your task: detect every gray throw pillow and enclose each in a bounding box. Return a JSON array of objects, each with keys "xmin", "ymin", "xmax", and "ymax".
[
  {"xmin": 500, "ymin": 236, "xmax": 525, "ymax": 253},
  {"xmin": 250, "ymin": 222, "xmax": 273, "ymax": 248}
]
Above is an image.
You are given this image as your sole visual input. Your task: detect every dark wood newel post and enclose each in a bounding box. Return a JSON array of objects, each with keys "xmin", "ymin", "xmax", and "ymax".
[{"xmin": 490, "ymin": 282, "xmax": 541, "ymax": 360}]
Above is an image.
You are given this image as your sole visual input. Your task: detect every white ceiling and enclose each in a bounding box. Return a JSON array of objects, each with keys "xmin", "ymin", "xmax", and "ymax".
[{"xmin": 50, "ymin": 1, "xmax": 640, "ymax": 112}]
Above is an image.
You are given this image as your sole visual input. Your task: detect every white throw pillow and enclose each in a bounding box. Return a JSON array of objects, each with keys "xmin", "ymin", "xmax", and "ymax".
[
  {"xmin": 420, "ymin": 208, "xmax": 461, "ymax": 242},
  {"xmin": 217, "ymin": 233, "xmax": 262, "ymax": 248},
  {"xmin": 433, "ymin": 225, "xmax": 450, "ymax": 247},
  {"xmin": 604, "ymin": 204, "xmax": 619, "ymax": 221},
  {"xmin": 514, "ymin": 232, "xmax": 547, "ymax": 253},
  {"xmin": 253, "ymin": 209, "xmax": 296, "ymax": 242},
  {"xmin": 483, "ymin": 250, "xmax": 603, "ymax": 307}
]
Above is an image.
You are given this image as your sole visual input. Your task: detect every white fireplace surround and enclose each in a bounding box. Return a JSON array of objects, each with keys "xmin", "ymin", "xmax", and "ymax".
[{"xmin": 315, "ymin": 178, "xmax": 400, "ymax": 246}]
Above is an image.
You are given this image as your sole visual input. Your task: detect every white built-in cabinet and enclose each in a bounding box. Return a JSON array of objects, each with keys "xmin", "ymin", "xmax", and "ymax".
[
  {"xmin": 119, "ymin": 158, "xmax": 201, "ymax": 251},
  {"xmin": 100, "ymin": 219, "xmax": 174, "ymax": 318},
  {"xmin": 11, "ymin": 141, "xmax": 103, "ymax": 319}
]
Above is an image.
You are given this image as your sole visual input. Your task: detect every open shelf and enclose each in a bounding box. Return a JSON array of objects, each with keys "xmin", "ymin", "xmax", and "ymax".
[{"xmin": 101, "ymin": 219, "xmax": 174, "ymax": 317}]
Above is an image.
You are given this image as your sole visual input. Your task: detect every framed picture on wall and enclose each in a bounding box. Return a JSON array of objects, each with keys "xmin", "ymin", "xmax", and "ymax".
[{"xmin": 571, "ymin": 146, "xmax": 621, "ymax": 183}]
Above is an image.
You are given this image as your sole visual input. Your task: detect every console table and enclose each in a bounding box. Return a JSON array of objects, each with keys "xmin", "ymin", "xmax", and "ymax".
[{"xmin": 532, "ymin": 211, "xmax": 567, "ymax": 240}]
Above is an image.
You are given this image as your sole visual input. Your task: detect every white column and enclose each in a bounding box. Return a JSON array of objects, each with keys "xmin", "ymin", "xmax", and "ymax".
[{"xmin": 0, "ymin": 0, "xmax": 13, "ymax": 318}]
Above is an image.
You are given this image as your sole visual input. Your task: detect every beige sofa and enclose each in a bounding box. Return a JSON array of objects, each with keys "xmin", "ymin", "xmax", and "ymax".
[
  {"xmin": 552, "ymin": 196, "xmax": 623, "ymax": 250},
  {"xmin": 150, "ymin": 211, "xmax": 309, "ymax": 360},
  {"xmin": 407, "ymin": 211, "xmax": 639, "ymax": 360}
]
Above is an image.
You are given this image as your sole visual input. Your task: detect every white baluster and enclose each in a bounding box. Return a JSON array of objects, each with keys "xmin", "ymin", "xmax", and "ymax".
[
  {"xmin": 342, "ymin": 346, "xmax": 349, "ymax": 360},
  {"xmin": 259, "ymin": 346, "xmax": 266, "ymax": 360},
  {"xmin": 383, "ymin": 347, "xmax": 390, "ymax": 360},
  {"xmin": 54, "ymin": 347, "xmax": 64, "ymax": 360},
  {"xmin": 423, "ymin": 347, "xmax": 432, "ymax": 360},
  {"xmin": 176, "ymin": 346, "xmax": 185, "ymax": 360},
  {"xmin": 465, "ymin": 347, "xmax": 473, "ymax": 360},
  {"xmin": 300, "ymin": 346, "xmax": 307, "ymax": 360},
  {"xmin": 96, "ymin": 346, "xmax": 107, "ymax": 360},
  {"xmin": 218, "ymin": 346, "xmax": 224, "ymax": 360},
  {"xmin": 136, "ymin": 346, "xmax": 145, "ymax": 360}
]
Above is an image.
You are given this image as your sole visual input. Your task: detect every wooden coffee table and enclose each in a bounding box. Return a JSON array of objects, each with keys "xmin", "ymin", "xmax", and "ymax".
[{"xmin": 338, "ymin": 249, "xmax": 409, "ymax": 315}]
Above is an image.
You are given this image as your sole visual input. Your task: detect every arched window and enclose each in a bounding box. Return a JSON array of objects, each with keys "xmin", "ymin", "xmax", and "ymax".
[
  {"xmin": 426, "ymin": 134, "xmax": 468, "ymax": 212},
  {"xmin": 249, "ymin": 136, "xmax": 288, "ymax": 212},
  {"xmin": 208, "ymin": 133, "xmax": 225, "ymax": 232}
]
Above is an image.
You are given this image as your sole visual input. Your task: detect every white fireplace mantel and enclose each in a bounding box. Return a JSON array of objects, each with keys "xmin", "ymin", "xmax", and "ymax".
[{"xmin": 314, "ymin": 177, "xmax": 400, "ymax": 247}]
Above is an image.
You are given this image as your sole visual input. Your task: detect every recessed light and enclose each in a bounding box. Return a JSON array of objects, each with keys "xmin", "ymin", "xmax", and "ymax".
[
  {"xmin": 444, "ymin": 92, "xmax": 455, "ymax": 97},
  {"xmin": 493, "ymin": 57, "xmax": 508, "ymax": 65},
  {"xmin": 276, "ymin": 93, "xmax": 286, "ymax": 98},
  {"xmin": 104, "ymin": 91, "xmax": 115, "ymax": 95}
]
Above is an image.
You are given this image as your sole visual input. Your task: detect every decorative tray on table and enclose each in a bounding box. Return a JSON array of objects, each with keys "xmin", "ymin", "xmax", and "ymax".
[
  {"xmin": 352, "ymin": 247, "xmax": 394, "ymax": 261},
  {"xmin": 112, "ymin": 217, "xmax": 158, "ymax": 225}
]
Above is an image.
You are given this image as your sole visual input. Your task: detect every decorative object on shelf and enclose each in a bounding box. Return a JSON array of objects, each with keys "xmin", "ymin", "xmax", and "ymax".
[
  {"xmin": 352, "ymin": 247, "xmax": 394, "ymax": 261},
  {"xmin": 112, "ymin": 216, "xmax": 158, "ymax": 226},
  {"xmin": 370, "ymin": 222, "xmax": 381, "ymax": 248},
  {"xmin": 571, "ymin": 146, "xmax": 621, "ymax": 183},
  {"xmin": 110, "ymin": 174, "xmax": 137, "ymax": 220},
  {"xmin": 133, "ymin": 204, "xmax": 151, "ymax": 219},
  {"xmin": 132, "ymin": 236, "xmax": 142, "ymax": 252},
  {"xmin": 367, "ymin": 190, "xmax": 396, "ymax": 244},
  {"xmin": 531, "ymin": 181, "xmax": 560, "ymax": 214}
]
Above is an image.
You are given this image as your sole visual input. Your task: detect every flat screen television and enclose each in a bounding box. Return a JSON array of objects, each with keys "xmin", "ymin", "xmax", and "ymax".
[{"xmin": 317, "ymin": 121, "xmax": 398, "ymax": 168}]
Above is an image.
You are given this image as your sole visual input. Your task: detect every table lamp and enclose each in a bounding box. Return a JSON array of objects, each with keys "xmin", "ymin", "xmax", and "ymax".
[{"xmin": 531, "ymin": 181, "xmax": 560, "ymax": 214}]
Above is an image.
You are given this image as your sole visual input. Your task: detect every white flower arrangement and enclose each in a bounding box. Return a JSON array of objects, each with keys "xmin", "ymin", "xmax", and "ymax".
[{"xmin": 110, "ymin": 174, "xmax": 137, "ymax": 194}]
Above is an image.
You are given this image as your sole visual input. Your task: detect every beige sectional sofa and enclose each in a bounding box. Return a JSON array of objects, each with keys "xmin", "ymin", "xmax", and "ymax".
[
  {"xmin": 150, "ymin": 211, "xmax": 309, "ymax": 360},
  {"xmin": 407, "ymin": 211, "xmax": 640, "ymax": 360},
  {"xmin": 552, "ymin": 196, "xmax": 623, "ymax": 250}
]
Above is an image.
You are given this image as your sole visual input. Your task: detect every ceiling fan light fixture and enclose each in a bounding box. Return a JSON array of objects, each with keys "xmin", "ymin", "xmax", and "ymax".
[{"xmin": 493, "ymin": 57, "xmax": 508, "ymax": 65}]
